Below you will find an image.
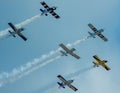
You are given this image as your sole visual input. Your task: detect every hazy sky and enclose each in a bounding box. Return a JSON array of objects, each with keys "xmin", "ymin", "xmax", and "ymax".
[{"xmin": 0, "ymin": 0, "xmax": 120, "ymax": 93}]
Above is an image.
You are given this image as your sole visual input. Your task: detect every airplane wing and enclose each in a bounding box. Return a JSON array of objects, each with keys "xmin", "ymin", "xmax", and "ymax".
[
  {"xmin": 57, "ymin": 75, "xmax": 67, "ymax": 83},
  {"xmin": 101, "ymin": 63, "xmax": 111, "ymax": 71},
  {"xmin": 67, "ymin": 84, "xmax": 78, "ymax": 91},
  {"xmin": 93, "ymin": 55, "xmax": 101, "ymax": 62},
  {"xmin": 59, "ymin": 43, "xmax": 70, "ymax": 52},
  {"xmin": 57, "ymin": 75, "xmax": 78, "ymax": 91},
  {"xmin": 50, "ymin": 11, "xmax": 60, "ymax": 19},
  {"xmin": 40, "ymin": 1, "xmax": 50, "ymax": 10},
  {"xmin": 97, "ymin": 33, "xmax": 108, "ymax": 41},
  {"xmin": 88, "ymin": 23, "xmax": 98, "ymax": 32},
  {"xmin": 69, "ymin": 52, "xmax": 80, "ymax": 59},
  {"xmin": 59, "ymin": 43, "xmax": 80, "ymax": 59},
  {"xmin": 18, "ymin": 33, "xmax": 27, "ymax": 41},
  {"xmin": 8, "ymin": 22, "xmax": 18, "ymax": 32}
]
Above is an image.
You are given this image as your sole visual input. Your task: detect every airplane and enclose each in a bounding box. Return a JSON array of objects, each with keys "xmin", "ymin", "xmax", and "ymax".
[
  {"xmin": 40, "ymin": 1, "xmax": 60, "ymax": 19},
  {"xmin": 8, "ymin": 22, "xmax": 27, "ymax": 41},
  {"xmin": 88, "ymin": 23, "xmax": 108, "ymax": 42},
  {"xmin": 93, "ymin": 55, "xmax": 111, "ymax": 71},
  {"xmin": 59, "ymin": 43, "xmax": 80, "ymax": 59},
  {"xmin": 57, "ymin": 75, "xmax": 78, "ymax": 91}
]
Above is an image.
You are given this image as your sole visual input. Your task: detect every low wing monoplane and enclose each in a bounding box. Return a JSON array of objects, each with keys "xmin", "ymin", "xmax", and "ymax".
[
  {"xmin": 88, "ymin": 23, "xmax": 108, "ymax": 42},
  {"xmin": 40, "ymin": 1, "xmax": 60, "ymax": 19},
  {"xmin": 8, "ymin": 22, "xmax": 27, "ymax": 41},
  {"xmin": 57, "ymin": 75, "xmax": 78, "ymax": 91},
  {"xmin": 59, "ymin": 43, "xmax": 80, "ymax": 59},
  {"xmin": 93, "ymin": 55, "xmax": 111, "ymax": 71}
]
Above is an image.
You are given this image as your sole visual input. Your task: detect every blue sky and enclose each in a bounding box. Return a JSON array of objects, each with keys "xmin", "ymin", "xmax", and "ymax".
[{"xmin": 0, "ymin": 0, "xmax": 120, "ymax": 93}]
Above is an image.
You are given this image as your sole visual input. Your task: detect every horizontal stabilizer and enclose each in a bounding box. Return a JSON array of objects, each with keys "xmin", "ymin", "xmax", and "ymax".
[
  {"xmin": 93, "ymin": 62, "xmax": 99, "ymax": 67},
  {"xmin": 57, "ymin": 82, "xmax": 65, "ymax": 88},
  {"xmin": 88, "ymin": 32, "xmax": 96, "ymax": 38},
  {"xmin": 40, "ymin": 9, "xmax": 48, "ymax": 16},
  {"xmin": 8, "ymin": 30, "xmax": 16, "ymax": 37},
  {"xmin": 60, "ymin": 50, "xmax": 67, "ymax": 56}
]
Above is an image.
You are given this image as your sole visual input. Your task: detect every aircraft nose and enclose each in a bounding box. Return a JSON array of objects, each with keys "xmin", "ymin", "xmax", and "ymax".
[
  {"xmin": 21, "ymin": 28, "xmax": 24, "ymax": 31},
  {"xmin": 103, "ymin": 60, "xmax": 108, "ymax": 63},
  {"xmin": 105, "ymin": 60, "xmax": 108, "ymax": 62},
  {"xmin": 53, "ymin": 7, "xmax": 57, "ymax": 10}
]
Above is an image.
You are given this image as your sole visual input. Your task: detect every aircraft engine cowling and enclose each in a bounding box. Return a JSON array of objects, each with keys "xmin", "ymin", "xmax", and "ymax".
[
  {"xmin": 18, "ymin": 28, "xmax": 24, "ymax": 31},
  {"xmin": 103, "ymin": 60, "xmax": 108, "ymax": 63}
]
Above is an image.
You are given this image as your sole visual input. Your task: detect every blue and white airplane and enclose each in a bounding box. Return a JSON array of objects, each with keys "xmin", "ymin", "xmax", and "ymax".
[
  {"xmin": 40, "ymin": 1, "xmax": 60, "ymax": 19},
  {"xmin": 88, "ymin": 23, "xmax": 108, "ymax": 42},
  {"xmin": 57, "ymin": 75, "xmax": 78, "ymax": 91}
]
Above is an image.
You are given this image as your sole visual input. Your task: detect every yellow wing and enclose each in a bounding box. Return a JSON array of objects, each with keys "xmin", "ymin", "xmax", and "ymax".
[
  {"xmin": 101, "ymin": 63, "xmax": 111, "ymax": 71},
  {"xmin": 93, "ymin": 55, "xmax": 101, "ymax": 62}
]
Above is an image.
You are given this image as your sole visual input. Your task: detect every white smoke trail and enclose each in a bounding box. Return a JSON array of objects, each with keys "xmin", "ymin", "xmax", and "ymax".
[
  {"xmin": 0, "ymin": 56, "xmax": 61, "ymax": 87},
  {"xmin": 0, "ymin": 14, "xmax": 42, "ymax": 38},
  {"xmin": 41, "ymin": 67, "xmax": 94, "ymax": 93},
  {"xmin": 0, "ymin": 36, "xmax": 91, "ymax": 87},
  {"xmin": 66, "ymin": 36, "xmax": 91, "ymax": 48},
  {"xmin": 16, "ymin": 14, "xmax": 42, "ymax": 28},
  {"xmin": 66, "ymin": 66, "xmax": 94, "ymax": 79},
  {"xmin": 0, "ymin": 50, "xmax": 60, "ymax": 83}
]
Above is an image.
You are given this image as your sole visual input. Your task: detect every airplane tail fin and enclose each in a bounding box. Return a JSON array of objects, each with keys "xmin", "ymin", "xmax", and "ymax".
[
  {"xmin": 8, "ymin": 30, "xmax": 16, "ymax": 37},
  {"xmin": 88, "ymin": 32, "xmax": 96, "ymax": 38},
  {"xmin": 40, "ymin": 9, "xmax": 44, "ymax": 12}
]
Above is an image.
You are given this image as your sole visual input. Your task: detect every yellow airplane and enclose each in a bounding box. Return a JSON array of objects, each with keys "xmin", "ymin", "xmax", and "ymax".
[{"xmin": 93, "ymin": 55, "xmax": 111, "ymax": 71}]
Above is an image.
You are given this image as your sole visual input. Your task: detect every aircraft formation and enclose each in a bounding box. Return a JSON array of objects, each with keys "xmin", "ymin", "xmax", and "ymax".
[{"xmin": 0, "ymin": 1, "xmax": 111, "ymax": 92}]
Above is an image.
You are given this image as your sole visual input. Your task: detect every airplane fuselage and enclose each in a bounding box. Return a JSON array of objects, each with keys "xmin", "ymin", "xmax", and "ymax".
[
  {"xmin": 93, "ymin": 60, "xmax": 106, "ymax": 67},
  {"xmin": 94, "ymin": 29, "xmax": 104, "ymax": 37},
  {"xmin": 57, "ymin": 80, "xmax": 73, "ymax": 89},
  {"xmin": 8, "ymin": 28, "xmax": 23, "ymax": 37},
  {"xmin": 65, "ymin": 80, "xmax": 74, "ymax": 85},
  {"xmin": 16, "ymin": 28, "xmax": 24, "ymax": 34},
  {"xmin": 40, "ymin": 6, "xmax": 57, "ymax": 16}
]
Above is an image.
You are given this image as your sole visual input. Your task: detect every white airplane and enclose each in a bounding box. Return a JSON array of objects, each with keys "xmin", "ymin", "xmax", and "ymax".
[{"xmin": 59, "ymin": 43, "xmax": 80, "ymax": 59}]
